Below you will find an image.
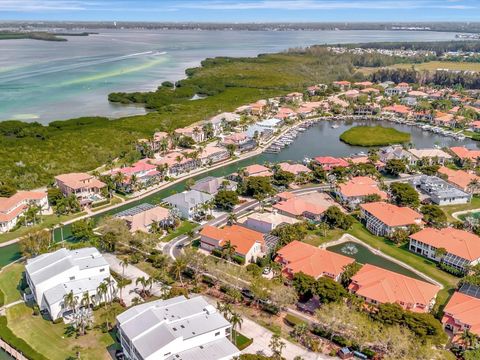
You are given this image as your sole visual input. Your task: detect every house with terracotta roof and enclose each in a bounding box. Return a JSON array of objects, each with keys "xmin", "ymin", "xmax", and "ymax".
[
  {"xmin": 200, "ymin": 224, "xmax": 265, "ymax": 263},
  {"xmin": 150, "ymin": 131, "xmax": 169, "ymax": 152},
  {"xmin": 277, "ymin": 162, "xmax": 311, "ymax": 177},
  {"xmin": 442, "ymin": 291, "xmax": 480, "ymax": 337},
  {"xmin": 54, "ymin": 173, "xmax": 106, "ymax": 207},
  {"xmin": 244, "ymin": 164, "xmax": 273, "ymax": 177},
  {"xmin": 359, "ymin": 202, "xmax": 422, "ymax": 237},
  {"xmin": 335, "ymin": 177, "xmax": 387, "ymax": 209},
  {"xmin": 332, "ymin": 81, "xmax": 351, "ymax": 90},
  {"xmin": 409, "ymin": 227, "xmax": 480, "ymax": 272},
  {"xmin": 379, "ymin": 145, "xmax": 416, "ymax": 166},
  {"xmin": 407, "ymin": 148, "xmax": 452, "ymax": 165},
  {"xmin": 273, "ymin": 195, "xmax": 326, "ymax": 221},
  {"xmin": 241, "ymin": 210, "xmax": 299, "ymax": 233},
  {"xmin": 119, "ymin": 205, "xmax": 170, "ymax": 233},
  {"xmin": 199, "ymin": 145, "xmax": 229, "ymax": 165},
  {"xmin": 152, "ymin": 151, "xmax": 200, "ymax": 177},
  {"xmin": 314, "ymin": 156, "xmax": 349, "ymax": 171},
  {"xmin": 174, "ymin": 125, "xmax": 205, "ymax": 143},
  {"xmin": 433, "ymin": 112, "xmax": 458, "ymax": 127},
  {"xmin": 108, "ymin": 159, "xmax": 161, "ymax": 192},
  {"xmin": 354, "ymin": 81, "xmax": 373, "ymax": 88},
  {"xmin": 438, "ymin": 166, "xmax": 480, "ymax": 194},
  {"xmin": 220, "ymin": 132, "xmax": 257, "ymax": 153},
  {"xmin": 382, "ymin": 104, "xmax": 411, "ymax": 117},
  {"xmin": 0, "ymin": 191, "xmax": 49, "ymax": 233},
  {"xmin": 348, "ymin": 264, "xmax": 439, "ymax": 313},
  {"xmin": 449, "ymin": 146, "xmax": 480, "ymax": 164},
  {"xmin": 276, "ymin": 240, "xmax": 354, "ymax": 281},
  {"xmin": 285, "ymin": 92, "xmax": 303, "ymax": 102}
]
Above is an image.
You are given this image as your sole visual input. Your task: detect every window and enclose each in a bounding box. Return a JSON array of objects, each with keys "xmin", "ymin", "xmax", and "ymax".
[
  {"xmin": 100, "ymin": 268, "xmax": 105, "ymax": 272},
  {"xmin": 215, "ymin": 331, "xmax": 220, "ymax": 336},
  {"xmin": 69, "ymin": 276, "xmax": 75, "ymax": 281}
]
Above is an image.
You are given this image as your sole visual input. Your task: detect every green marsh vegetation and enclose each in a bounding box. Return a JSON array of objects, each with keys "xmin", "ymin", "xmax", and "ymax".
[{"xmin": 339, "ymin": 126, "xmax": 411, "ymax": 146}]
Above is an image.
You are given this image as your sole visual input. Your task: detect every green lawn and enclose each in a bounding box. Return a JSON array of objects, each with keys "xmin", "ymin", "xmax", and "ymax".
[
  {"xmin": 0, "ymin": 263, "xmax": 24, "ymax": 305},
  {"xmin": 233, "ymin": 330, "xmax": 252, "ymax": 350},
  {"xmin": 91, "ymin": 197, "xmax": 122, "ymax": 212},
  {"xmin": 0, "ymin": 212, "xmax": 86, "ymax": 244},
  {"xmin": 441, "ymin": 196, "xmax": 480, "ymax": 222},
  {"xmin": 303, "ymin": 228, "xmax": 344, "ymax": 247},
  {"xmin": 162, "ymin": 221, "xmax": 198, "ymax": 242},
  {"xmin": 339, "ymin": 126, "xmax": 411, "ymax": 146},
  {"xmin": 6, "ymin": 302, "xmax": 120, "ymax": 360}
]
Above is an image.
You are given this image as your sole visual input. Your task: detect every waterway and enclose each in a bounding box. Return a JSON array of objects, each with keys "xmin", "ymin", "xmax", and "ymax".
[
  {"xmin": 327, "ymin": 241, "xmax": 424, "ymax": 280},
  {"xmin": 1, "ymin": 118, "xmax": 478, "ymax": 267},
  {"xmin": 0, "ymin": 350, "xmax": 13, "ymax": 360},
  {"xmin": 0, "ymin": 29, "xmax": 459, "ymax": 123}
]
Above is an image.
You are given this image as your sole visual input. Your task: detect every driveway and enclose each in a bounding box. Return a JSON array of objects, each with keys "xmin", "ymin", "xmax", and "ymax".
[
  {"xmin": 239, "ymin": 317, "xmax": 336, "ymax": 360},
  {"xmin": 103, "ymin": 253, "xmax": 167, "ymax": 306}
]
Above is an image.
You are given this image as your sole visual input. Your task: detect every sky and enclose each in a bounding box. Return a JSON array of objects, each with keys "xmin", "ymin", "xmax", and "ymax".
[{"xmin": 0, "ymin": 0, "xmax": 480, "ymax": 22}]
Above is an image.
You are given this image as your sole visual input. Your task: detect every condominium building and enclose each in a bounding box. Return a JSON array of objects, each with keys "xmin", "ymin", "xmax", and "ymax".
[{"xmin": 117, "ymin": 295, "xmax": 239, "ymax": 360}]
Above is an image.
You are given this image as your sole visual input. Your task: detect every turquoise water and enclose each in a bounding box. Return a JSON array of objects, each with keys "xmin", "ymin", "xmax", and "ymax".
[
  {"xmin": 0, "ymin": 29, "xmax": 459, "ymax": 123},
  {"xmin": 0, "ymin": 118, "xmax": 477, "ymax": 268},
  {"xmin": 0, "ymin": 350, "xmax": 13, "ymax": 360},
  {"xmin": 327, "ymin": 241, "xmax": 424, "ymax": 281}
]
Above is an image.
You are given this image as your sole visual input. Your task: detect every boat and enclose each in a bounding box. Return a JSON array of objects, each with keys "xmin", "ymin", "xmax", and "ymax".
[
  {"xmin": 331, "ymin": 124, "xmax": 339, "ymax": 129},
  {"xmin": 303, "ymin": 157, "xmax": 312, "ymax": 165}
]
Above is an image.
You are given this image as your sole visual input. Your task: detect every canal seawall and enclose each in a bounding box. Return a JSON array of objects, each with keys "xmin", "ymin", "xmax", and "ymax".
[{"xmin": 0, "ymin": 340, "xmax": 27, "ymax": 360}]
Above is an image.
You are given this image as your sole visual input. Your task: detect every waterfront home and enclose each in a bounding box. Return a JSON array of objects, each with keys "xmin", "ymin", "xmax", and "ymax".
[
  {"xmin": 382, "ymin": 104, "xmax": 411, "ymax": 117},
  {"xmin": 277, "ymin": 162, "xmax": 312, "ymax": 178},
  {"xmin": 407, "ymin": 148, "xmax": 452, "ymax": 165},
  {"xmin": 297, "ymin": 101, "xmax": 325, "ymax": 117},
  {"xmin": 200, "ymin": 224, "xmax": 265, "ymax": 263},
  {"xmin": 408, "ymin": 90, "xmax": 428, "ymax": 98},
  {"xmin": 275, "ymin": 107, "xmax": 297, "ymax": 121},
  {"xmin": 220, "ymin": 132, "xmax": 257, "ymax": 152},
  {"xmin": 354, "ymin": 81, "xmax": 373, "ymax": 88},
  {"xmin": 273, "ymin": 195, "xmax": 326, "ymax": 221},
  {"xmin": 199, "ymin": 145, "xmax": 229, "ymax": 165},
  {"xmin": 285, "ymin": 92, "xmax": 303, "ymax": 102},
  {"xmin": 250, "ymin": 99, "xmax": 268, "ymax": 116},
  {"xmin": 438, "ymin": 166, "xmax": 480, "ymax": 194},
  {"xmin": 433, "ymin": 112, "xmax": 458, "ymax": 127},
  {"xmin": 442, "ymin": 291, "xmax": 480, "ymax": 339},
  {"xmin": 164, "ymin": 190, "xmax": 214, "ymax": 220},
  {"xmin": 360, "ymin": 87, "xmax": 380, "ymax": 95},
  {"xmin": 240, "ymin": 210, "xmax": 299, "ymax": 233},
  {"xmin": 152, "ymin": 151, "xmax": 200, "ymax": 177},
  {"xmin": 335, "ymin": 176, "xmax": 387, "ymax": 209},
  {"xmin": 332, "ymin": 81, "xmax": 351, "ymax": 90},
  {"xmin": 191, "ymin": 176, "xmax": 237, "ymax": 196},
  {"xmin": 246, "ymin": 124, "xmax": 274, "ymax": 141},
  {"xmin": 306, "ymin": 84, "xmax": 327, "ymax": 96},
  {"xmin": 118, "ymin": 205, "xmax": 171, "ymax": 233},
  {"xmin": 25, "ymin": 247, "xmax": 115, "ymax": 320},
  {"xmin": 379, "ymin": 145, "xmax": 416, "ymax": 166},
  {"xmin": 314, "ymin": 156, "xmax": 349, "ymax": 171},
  {"xmin": 470, "ymin": 120, "xmax": 480, "ymax": 132},
  {"xmin": 276, "ymin": 240, "xmax": 354, "ymax": 281},
  {"xmin": 243, "ymin": 164, "xmax": 273, "ymax": 177},
  {"xmin": 257, "ymin": 118, "xmax": 284, "ymax": 129},
  {"xmin": 0, "ymin": 190, "xmax": 49, "ymax": 233},
  {"xmin": 209, "ymin": 112, "xmax": 241, "ymax": 126},
  {"xmin": 449, "ymin": 146, "xmax": 480, "ymax": 165},
  {"xmin": 414, "ymin": 110, "xmax": 434, "ymax": 122},
  {"xmin": 410, "ymin": 175, "xmax": 471, "ymax": 206},
  {"xmin": 55, "ymin": 173, "xmax": 106, "ymax": 207},
  {"xmin": 348, "ymin": 264, "xmax": 439, "ymax": 313},
  {"xmin": 174, "ymin": 125, "xmax": 205, "ymax": 143},
  {"xmin": 117, "ymin": 295, "xmax": 239, "ymax": 360},
  {"xmin": 345, "ymin": 89, "xmax": 360, "ymax": 99},
  {"xmin": 409, "ymin": 227, "xmax": 480, "ymax": 272},
  {"xmin": 359, "ymin": 202, "xmax": 422, "ymax": 237},
  {"xmin": 385, "ymin": 86, "xmax": 408, "ymax": 97},
  {"xmin": 108, "ymin": 159, "xmax": 161, "ymax": 192}
]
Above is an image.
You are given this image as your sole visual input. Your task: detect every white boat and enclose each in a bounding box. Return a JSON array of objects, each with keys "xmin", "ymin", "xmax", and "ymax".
[{"xmin": 331, "ymin": 124, "xmax": 339, "ymax": 129}]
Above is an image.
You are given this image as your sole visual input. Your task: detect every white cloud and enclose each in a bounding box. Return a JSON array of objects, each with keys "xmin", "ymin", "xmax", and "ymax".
[{"xmin": 0, "ymin": 0, "xmax": 103, "ymax": 12}]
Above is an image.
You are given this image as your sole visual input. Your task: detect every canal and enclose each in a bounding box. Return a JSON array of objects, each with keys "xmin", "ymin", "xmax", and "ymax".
[
  {"xmin": 0, "ymin": 350, "xmax": 13, "ymax": 360},
  {"xmin": 1, "ymin": 118, "xmax": 478, "ymax": 267},
  {"xmin": 327, "ymin": 241, "xmax": 424, "ymax": 281}
]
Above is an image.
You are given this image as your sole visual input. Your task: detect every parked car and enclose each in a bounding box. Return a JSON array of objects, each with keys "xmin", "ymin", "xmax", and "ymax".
[{"xmin": 241, "ymin": 288, "xmax": 255, "ymax": 299}]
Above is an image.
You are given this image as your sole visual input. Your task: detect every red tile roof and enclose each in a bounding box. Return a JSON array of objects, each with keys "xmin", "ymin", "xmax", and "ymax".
[
  {"xmin": 244, "ymin": 164, "xmax": 273, "ymax": 177},
  {"xmin": 438, "ymin": 166, "xmax": 480, "ymax": 190},
  {"xmin": 273, "ymin": 197, "xmax": 326, "ymax": 217},
  {"xmin": 449, "ymin": 147, "xmax": 480, "ymax": 161},
  {"xmin": 382, "ymin": 104, "xmax": 411, "ymax": 114},
  {"xmin": 0, "ymin": 191, "xmax": 46, "ymax": 213},
  {"xmin": 360, "ymin": 202, "xmax": 422, "ymax": 227},
  {"xmin": 349, "ymin": 264, "xmax": 439, "ymax": 312},
  {"xmin": 338, "ymin": 177, "xmax": 387, "ymax": 199},
  {"xmin": 278, "ymin": 162, "xmax": 311, "ymax": 175},
  {"xmin": 443, "ymin": 292, "xmax": 480, "ymax": 336},
  {"xmin": 410, "ymin": 227, "xmax": 480, "ymax": 262},
  {"xmin": 276, "ymin": 240, "xmax": 354, "ymax": 279},
  {"xmin": 200, "ymin": 224, "xmax": 264, "ymax": 256},
  {"xmin": 314, "ymin": 156, "xmax": 349, "ymax": 171}
]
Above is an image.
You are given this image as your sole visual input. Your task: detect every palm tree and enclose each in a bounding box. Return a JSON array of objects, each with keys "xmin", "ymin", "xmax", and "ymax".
[
  {"xmin": 104, "ymin": 276, "xmax": 115, "ymax": 302},
  {"xmin": 172, "ymin": 258, "xmax": 187, "ymax": 287},
  {"xmin": 229, "ymin": 312, "xmax": 243, "ymax": 344},
  {"xmin": 132, "ymin": 297, "xmax": 143, "ymax": 306},
  {"xmin": 227, "ymin": 213, "xmax": 237, "ymax": 226},
  {"xmin": 97, "ymin": 282, "xmax": 108, "ymax": 308},
  {"xmin": 461, "ymin": 329, "xmax": 478, "ymax": 349},
  {"xmin": 160, "ymin": 138, "xmax": 169, "ymax": 154},
  {"xmin": 136, "ymin": 276, "xmax": 148, "ymax": 296},
  {"xmin": 63, "ymin": 290, "xmax": 75, "ymax": 315},
  {"xmin": 120, "ymin": 258, "xmax": 129, "ymax": 277},
  {"xmin": 81, "ymin": 291, "xmax": 90, "ymax": 309},
  {"xmin": 221, "ymin": 240, "xmax": 237, "ymax": 261}
]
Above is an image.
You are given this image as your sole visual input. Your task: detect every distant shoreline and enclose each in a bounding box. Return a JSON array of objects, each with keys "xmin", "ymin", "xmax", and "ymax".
[{"xmin": 0, "ymin": 31, "xmax": 95, "ymax": 42}]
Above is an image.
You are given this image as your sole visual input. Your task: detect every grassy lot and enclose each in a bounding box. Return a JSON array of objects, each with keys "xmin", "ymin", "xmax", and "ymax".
[
  {"xmin": 0, "ymin": 263, "xmax": 24, "ymax": 304},
  {"xmin": 303, "ymin": 228, "xmax": 344, "ymax": 247},
  {"xmin": 0, "ymin": 212, "xmax": 86, "ymax": 244},
  {"xmin": 233, "ymin": 330, "xmax": 253, "ymax": 350},
  {"xmin": 91, "ymin": 197, "xmax": 122, "ymax": 212},
  {"xmin": 339, "ymin": 126, "xmax": 410, "ymax": 146},
  {"xmin": 162, "ymin": 221, "xmax": 198, "ymax": 242},
  {"xmin": 358, "ymin": 61, "xmax": 480, "ymax": 75},
  {"xmin": 6, "ymin": 302, "xmax": 122, "ymax": 360},
  {"xmin": 441, "ymin": 196, "xmax": 480, "ymax": 222}
]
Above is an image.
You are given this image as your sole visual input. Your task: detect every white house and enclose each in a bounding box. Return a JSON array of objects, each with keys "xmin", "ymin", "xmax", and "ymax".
[
  {"xmin": 163, "ymin": 190, "xmax": 214, "ymax": 220},
  {"xmin": 25, "ymin": 247, "xmax": 115, "ymax": 320},
  {"xmin": 116, "ymin": 295, "xmax": 239, "ymax": 360}
]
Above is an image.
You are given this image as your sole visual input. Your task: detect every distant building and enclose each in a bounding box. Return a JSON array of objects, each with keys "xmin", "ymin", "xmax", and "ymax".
[
  {"xmin": 359, "ymin": 202, "xmax": 422, "ymax": 237},
  {"xmin": 25, "ymin": 248, "xmax": 114, "ymax": 320},
  {"xmin": 410, "ymin": 175, "xmax": 471, "ymax": 206},
  {"xmin": 407, "ymin": 148, "xmax": 452, "ymax": 165},
  {"xmin": 335, "ymin": 176, "xmax": 387, "ymax": 209},
  {"xmin": 117, "ymin": 295, "xmax": 239, "ymax": 360},
  {"xmin": 348, "ymin": 264, "xmax": 439, "ymax": 313},
  {"xmin": 164, "ymin": 190, "xmax": 213, "ymax": 220},
  {"xmin": 0, "ymin": 191, "xmax": 49, "ymax": 233},
  {"xmin": 174, "ymin": 125, "xmax": 205, "ymax": 143},
  {"xmin": 409, "ymin": 227, "xmax": 480, "ymax": 272},
  {"xmin": 276, "ymin": 240, "xmax": 354, "ymax": 281}
]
